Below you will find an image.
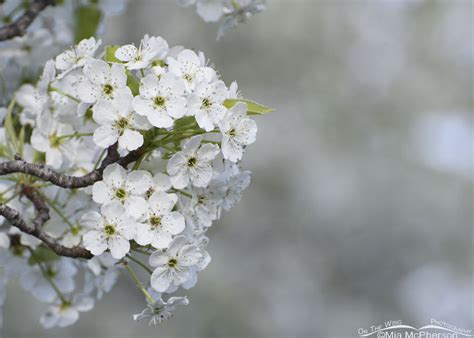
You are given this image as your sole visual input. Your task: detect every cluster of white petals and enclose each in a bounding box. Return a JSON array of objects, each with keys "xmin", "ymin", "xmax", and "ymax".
[
  {"xmin": 0, "ymin": 33, "xmax": 261, "ymax": 329},
  {"xmin": 0, "ymin": 0, "xmax": 128, "ymax": 103}
]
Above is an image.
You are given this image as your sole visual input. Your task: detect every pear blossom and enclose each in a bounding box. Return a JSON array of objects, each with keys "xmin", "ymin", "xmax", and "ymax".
[
  {"xmin": 0, "ymin": 31, "xmax": 266, "ymax": 330},
  {"xmin": 55, "ymin": 37, "xmax": 102, "ymax": 71},
  {"xmin": 144, "ymin": 173, "xmax": 173, "ymax": 199},
  {"xmin": 135, "ymin": 191, "xmax": 185, "ymax": 249},
  {"xmin": 219, "ymin": 102, "xmax": 257, "ymax": 162},
  {"xmin": 92, "ymin": 163, "xmax": 151, "ymax": 219},
  {"xmin": 115, "ymin": 35, "xmax": 169, "ymax": 70},
  {"xmin": 178, "ymin": 0, "xmax": 224, "ymax": 22},
  {"xmin": 133, "ymin": 293, "xmax": 189, "ymax": 326},
  {"xmin": 20, "ymin": 259, "xmax": 77, "ymax": 302},
  {"xmin": 132, "ymin": 73, "xmax": 187, "ymax": 128},
  {"xmin": 77, "ymin": 59, "xmax": 131, "ymax": 104},
  {"xmin": 167, "ymin": 135, "xmax": 220, "ymax": 189},
  {"xmin": 81, "ymin": 202, "xmax": 137, "ymax": 259},
  {"xmin": 92, "ymin": 91, "xmax": 151, "ymax": 151},
  {"xmin": 217, "ymin": 0, "xmax": 267, "ymax": 40},
  {"xmin": 188, "ymin": 80, "xmax": 228, "ymax": 131},
  {"xmin": 167, "ymin": 49, "xmax": 215, "ymax": 91},
  {"xmin": 40, "ymin": 295, "xmax": 94, "ymax": 329},
  {"xmin": 220, "ymin": 169, "xmax": 251, "ymax": 211},
  {"xmin": 149, "ymin": 235, "xmax": 203, "ymax": 292},
  {"xmin": 30, "ymin": 117, "xmax": 78, "ymax": 169}
]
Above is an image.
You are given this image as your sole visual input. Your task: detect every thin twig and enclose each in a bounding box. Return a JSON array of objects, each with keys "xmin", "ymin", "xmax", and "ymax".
[{"xmin": 0, "ymin": 0, "xmax": 55, "ymax": 42}]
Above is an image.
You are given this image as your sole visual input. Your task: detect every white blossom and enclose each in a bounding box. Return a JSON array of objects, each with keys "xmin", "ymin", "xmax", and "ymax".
[
  {"xmin": 149, "ymin": 235, "xmax": 203, "ymax": 292},
  {"xmin": 115, "ymin": 35, "xmax": 169, "ymax": 70},
  {"xmin": 219, "ymin": 102, "xmax": 257, "ymax": 162},
  {"xmin": 167, "ymin": 135, "xmax": 220, "ymax": 189},
  {"xmin": 81, "ymin": 202, "xmax": 137, "ymax": 259},
  {"xmin": 77, "ymin": 59, "xmax": 131, "ymax": 104},
  {"xmin": 92, "ymin": 163, "xmax": 151, "ymax": 219},
  {"xmin": 92, "ymin": 91, "xmax": 151, "ymax": 151},
  {"xmin": 188, "ymin": 80, "xmax": 228, "ymax": 131},
  {"xmin": 21, "ymin": 259, "xmax": 77, "ymax": 303},
  {"xmin": 40, "ymin": 295, "xmax": 94, "ymax": 329},
  {"xmin": 132, "ymin": 73, "xmax": 187, "ymax": 128},
  {"xmin": 55, "ymin": 37, "xmax": 102, "ymax": 71},
  {"xmin": 167, "ymin": 49, "xmax": 215, "ymax": 91},
  {"xmin": 133, "ymin": 294, "xmax": 189, "ymax": 325},
  {"xmin": 135, "ymin": 191, "xmax": 185, "ymax": 249}
]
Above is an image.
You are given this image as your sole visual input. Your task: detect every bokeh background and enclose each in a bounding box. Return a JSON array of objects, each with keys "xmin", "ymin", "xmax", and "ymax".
[{"xmin": 4, "ymin": 0, "xmax": 473, "ymax": 337}]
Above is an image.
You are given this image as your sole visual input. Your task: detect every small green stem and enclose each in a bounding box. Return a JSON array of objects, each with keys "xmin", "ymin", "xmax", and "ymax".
[
  {"xmin": 49, "ymin": 87, "xmax": 80, "ymax": 103},
  {"xmin": 127, "ymin": 254, "xmax": 153, "ymax": 274},
  {"xmin": 28, "ymin": 248, "xmax": 68, "ymax": 303},
  {"xmin": 122, "ymin": 262, "xmax": 155, "ymax": 304},
  {"xmin": 131, "ymin": 247, "xmax": 152, "ymax": 256},
  {"xmin": 56, "ymin": 133, "xmax": 93, "ymax": 141},
  {"xmin": 40, "ymin": 193, "xmax": 74, "ymax": 229},
  {"xmin": 171, "ymin": 189, "xmax": 192, "ymax": 198}
]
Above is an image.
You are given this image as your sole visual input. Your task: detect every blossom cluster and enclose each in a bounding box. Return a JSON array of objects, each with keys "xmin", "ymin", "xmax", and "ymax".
[
  {"xmin": 0, "ymin": 0, "xmax": 128, "ymax": 104},
  {"xmin": 177, "ymin": 0, "xmax": 266, "ymax": 39},
  {"xmin": 0, "ymin": 34, "xmax": 264, "ymax": 328}
]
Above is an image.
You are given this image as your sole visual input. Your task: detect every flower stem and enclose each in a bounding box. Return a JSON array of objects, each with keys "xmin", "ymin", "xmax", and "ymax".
[
  {"xmin": 49, "ymin": 87, "xmax": 80, "ymax": 103},
  {"xmin": 127, "ymin": 254, "xmax": 153, "ymax": 275},
  {"xmin": 40, "ymin": 193, "xmax": 75, "ymax": 229},
  {"xmin": 55, "ymin": 133, "xmax": 93, "ymax": 141},
  {"xmin": 122, "ymin": 261, "xmax": 155, "ymax": 304}
]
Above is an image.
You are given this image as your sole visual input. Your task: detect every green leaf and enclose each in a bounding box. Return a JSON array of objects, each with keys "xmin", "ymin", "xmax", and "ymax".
[
  {"xmin": 224, "ymin": 98, "xmax": 274, "ymax": 115},
  {"xmin": 127, "ymin": 74, "xmax": 140, "ymax": 96},
  {"xmin": 105, "ymin": 45, "xmax": 121, "ymax": 63},
  {"xmin": 28, "ymin": 246, "xmax": 60, "ymax": 265},
  {"xmin": 74, "ymin": 5, "xmax": 102, "ymax": 43}
]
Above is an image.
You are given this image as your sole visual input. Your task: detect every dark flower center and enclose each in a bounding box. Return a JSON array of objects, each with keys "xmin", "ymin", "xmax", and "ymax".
[
  {"xmin": 187, "ymin": 157, "xmax": 197, "ymax": 167},
  {"xmin": 167, "ymin": 258, "xmax": 178, "ymax": 268}
]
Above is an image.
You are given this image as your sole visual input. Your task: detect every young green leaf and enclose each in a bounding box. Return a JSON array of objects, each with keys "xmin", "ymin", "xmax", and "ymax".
[
  {"xmin": 224, "ymin": 98, "xmax": 274, "ymax": 115},
  {"xmin": 127, "ymin": 74, "xmax": 140, "ymax": 96},
  {"xmin": 74, "ymin": 6, "xmax": 102, "ymax": 43},
  {"xmin": 105, "ymin": 45, "xmax": 122, "ymax": 63}
]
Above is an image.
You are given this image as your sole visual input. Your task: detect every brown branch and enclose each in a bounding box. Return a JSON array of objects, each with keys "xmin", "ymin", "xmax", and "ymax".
[
  {"xmin": 0, "ymin": 145, "xmax": 146, "ymax": 259},
  {"xmin": 0, "ymin": 185, "xmax": 93, "ymax": 259},
  {"xmin": 0, "ymin": 0, "xmax": 55, "ymax": 42},
  {"xmin": 0, "ymin": 144, "xmax": 143, "ymax": 189}
]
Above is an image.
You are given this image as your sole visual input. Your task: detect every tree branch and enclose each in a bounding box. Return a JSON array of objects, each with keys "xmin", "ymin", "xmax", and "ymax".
[
  {"xmin": 0, "ymin": 0, "xmax": 55, "ymax": 42},
  {"xmin": 0, "ymin": 185, "xmax": 93, "ymax": 259},
  {"xmin": 0, "ymin": 144, "xmax": 143, "ymax": 189}
]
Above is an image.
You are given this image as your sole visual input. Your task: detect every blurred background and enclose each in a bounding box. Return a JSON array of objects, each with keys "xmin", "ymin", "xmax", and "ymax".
[{"xmin": 4, "ymin": 0, "xmax": 473, "ymax": 337}]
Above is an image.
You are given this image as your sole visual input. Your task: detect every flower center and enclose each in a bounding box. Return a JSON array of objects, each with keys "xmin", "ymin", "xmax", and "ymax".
[
  {"xmin": 102, "ymin": 84, "xmax": 114, "ymax": 95},
  {"xmin": 49, "ymin": 134, "xmax": 64, "ymax": 149},
  {"xmin": 187, "ymin": 157, "xmax": 197, "ymax": 167},
  {"xmin": 145, "ymin": 187, "xmax": 155, "ymax": 199},
  {"xmin": 228, "ymin": 128, "xmax": 236, "ymax": 137},
  {"xmin": 114, "ymin": 117, "xmax": 129, "ymax": 131},
  {"xmin": 154, "ymin": 96, "xmax": 166, "ymax": 107},
  {"xmin": 201, "ymin": 97, "xmax": 212, "ymax": 109},
  {"xmin": 149, "ymin": 215, "xmax": 162, "ymax": 229},
  {"xmin": 184, "ymin": 73, "xmax": 193, "ymax": 83},
  {"xmin": 45, "ymin": 266, "xmax": 57, "ymax": 279},
  {"xmin": 197, "ymin": 195, "xmax": 206, "ymax": 204},
  {"xmin": 115, "ymin": 188, "xmax": 127, "ymax": 200},
  {"xmin": 60, "ymin": 301, "xmax": 71, "ymax": 311},
  {"xmin": 167, "ymin": 258, "xmax": 178, "ymax": 268},
  {"xmin": 104, "ymin": 224, "xmax": 116, "ymax": 236},
  {"xmin": 70, "ymin": 225, "xmax": 81, "ymax": 235}
]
